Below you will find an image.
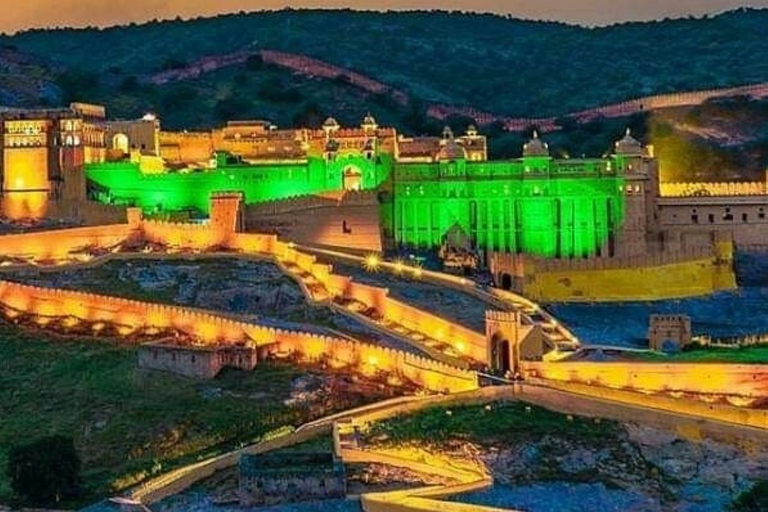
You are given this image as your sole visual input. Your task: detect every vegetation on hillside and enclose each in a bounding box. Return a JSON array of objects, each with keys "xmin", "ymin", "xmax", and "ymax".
[
  {"xmin": 0, "ymin": 321, "xmax": 391, "ymax": 506},
  {"xmin": 0, "ymin": 9, "xmax": 766, "ymax": 180},
  {"xmin": 3, "ymin": 9, "xmax": 767, "ymax": 117},
  {"xmin": 364, "ymin": 401, "xmax": 618, "ymax": 448}
]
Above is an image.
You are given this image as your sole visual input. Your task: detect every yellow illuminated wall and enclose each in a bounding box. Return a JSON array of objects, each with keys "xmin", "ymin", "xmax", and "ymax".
[{"xmin": 3, "ymin": 147, "xmax": 49, "ymax": 191}]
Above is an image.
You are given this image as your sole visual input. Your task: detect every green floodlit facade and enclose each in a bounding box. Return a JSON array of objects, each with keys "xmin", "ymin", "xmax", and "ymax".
[
  {"xmin": 386, "ymin": 157, "xmax": 626, "ymax": 258},
  {"xmin": 85, "ymin": 153, "xmax": 627, "ymax": 258},
  {"xmin": 86, "ymin": 152, "xmax": 393, "ymax": 213}
]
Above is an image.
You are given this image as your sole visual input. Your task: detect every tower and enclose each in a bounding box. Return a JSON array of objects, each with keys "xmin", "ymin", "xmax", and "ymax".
[
  {"xmin": 210, "ymin": 191, "xmax": 244, "ymax": 234},
  {"xmin": 2, "ymin": 117, "xmax": 52, "ymax": 220},
  {"xmin": 612, "ymin": 128, "xmax": 655, "ymax": 257}
]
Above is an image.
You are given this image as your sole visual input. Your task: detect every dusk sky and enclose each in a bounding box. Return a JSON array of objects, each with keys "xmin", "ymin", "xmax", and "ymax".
[{"xmin": 4, "ymin": 0, "xmax": 767, "ymax": 33}]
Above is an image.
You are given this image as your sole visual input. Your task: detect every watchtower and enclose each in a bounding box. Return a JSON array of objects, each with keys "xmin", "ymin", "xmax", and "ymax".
[
  {"xmin": 648, "ymin": 314, "xmax": 692, "ymax": 353},
  {"xmin": 210, "ymin": 191, "xmax": 244, "ymax": 234}
]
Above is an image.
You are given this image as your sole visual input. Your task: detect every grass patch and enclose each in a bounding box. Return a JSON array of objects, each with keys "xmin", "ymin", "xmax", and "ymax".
[
  {"xmin": 0, "ymin": 322, "xmax": 322, "ymax": 507},
  {"xmin": 364, "ymin": 401, "xmax": 619, "ymax": 448},
  {"xmin": 633, "ymin": 346, "xmax": 768, "ymax": 364}
]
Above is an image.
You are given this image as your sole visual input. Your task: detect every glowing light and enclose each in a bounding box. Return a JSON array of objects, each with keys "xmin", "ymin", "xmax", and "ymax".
[
  {"xmin": 393, "ymin": 259, "xmax": 405, "ymax": 275},
  {"xmin": 411, "ymin": 265, "xmax": 423, "ymax": 280},
  {"xmin": 118, "ymin": 326, "xmax": 136, "ymax": 336},
  {"xmin": 455, "ymin": 341, "xmax": 466, "ymax": 354},
  {"xmin": 367, "ymin": 355, "xmax": 379, "ymax": 367},
  {"xmin": 363, "ymin": 253, "xmax": 381, "ymax": 272},
  {"xmin": 62, "ymin": 317, "xmax": 80, "ymax": 328}
]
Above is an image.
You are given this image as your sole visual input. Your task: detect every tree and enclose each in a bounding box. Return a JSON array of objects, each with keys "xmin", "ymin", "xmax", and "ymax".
[
  {"xmin": 7, "ymin": 435, "xmax": 82, "ymax": 507},
  {"xmin": 731, "ymin": 480, "xmax": 768, "ymax": 512},
  {"xmin": 246, "ymin": 54, "xmax": 264, "ymax": 71}
]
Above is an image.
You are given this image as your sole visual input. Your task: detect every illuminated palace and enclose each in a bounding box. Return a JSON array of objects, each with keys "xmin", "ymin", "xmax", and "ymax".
[
  {"xmin": 77, "ymin": 113, "xmax": 654, "ymax": 260},
  {"xmin": 2, "ymin": 104, "xmax": 768, "ymax": 300}
]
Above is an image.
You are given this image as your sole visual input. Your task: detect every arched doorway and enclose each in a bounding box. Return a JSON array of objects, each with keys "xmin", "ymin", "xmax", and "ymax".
[
  {"xmin": 112, "ymin": 133, "xmax": 129, "ymax": 154},
  {"xmin": 500, "ymin": 273, "xmax": 513, "ymax": 291},
  {"xmin": 490, "ymin": 334, "xmax": 511, "ymax": 375},
  {"xmin": 342, "ymin": 165, "xmax": 363, "ymax": 191}
]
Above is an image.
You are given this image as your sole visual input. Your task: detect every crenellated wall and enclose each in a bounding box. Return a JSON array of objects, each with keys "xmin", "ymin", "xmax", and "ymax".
[
  {"xmin": 0, "ymin": 280, "xmax": 478, "ymax": 393},
  {"xmin": 661, "ymin": 180, "xmax": 768, "ymax": 198},
  {"xmin": 522, "ymin": 361, "xmax": 768, "ymax": 400},
  {"xmin": 0, "ymin": 224, "xmax": 136, "ymax": 261},
  {"xmin": 243, "ymin": 190, "xmax": 383, "ymax": 252},
  {"xmin": 489, "ymin": 242, "xmax": 737, "ymax": 302}
]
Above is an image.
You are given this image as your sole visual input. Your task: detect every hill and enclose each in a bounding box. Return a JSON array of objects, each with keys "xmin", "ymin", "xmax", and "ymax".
[
  {"xmin": 2, "ymin": 8, "xmax": 767, "ymax": 118},
  {"xmin": 0, "ymin": 9, "xmax": 767, "ymax": 181}
]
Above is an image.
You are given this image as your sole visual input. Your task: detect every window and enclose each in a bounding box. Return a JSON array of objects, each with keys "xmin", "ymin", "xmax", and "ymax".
[
  {"xmin": 708, "ymin": 214, "xmax": 715, "ymax": 224},
  {"xmin": 743, "ymin": 213, "xmax": 749, "ymax": 223},
  {"xmin": 691, "ymin": 214, "xmax": 698, "ymax": 224}
]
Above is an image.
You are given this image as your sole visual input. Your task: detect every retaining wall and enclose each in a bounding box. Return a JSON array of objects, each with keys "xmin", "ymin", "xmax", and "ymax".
[{"xmin": 523, "ymin": 361, "xmax": 768, "ymax": 401}]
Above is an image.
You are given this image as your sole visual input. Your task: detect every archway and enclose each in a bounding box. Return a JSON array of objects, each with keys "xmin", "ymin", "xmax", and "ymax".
[
  {"xmin": 342, "ymin": 165, "xmax": 363, "ymax": 191},
  {"xmin": 500, "ymin": 273, "xmax": 513, "ymax": 291},
  {"xmin": 112, "ymin": 133, "xmax": 129, "ymax": 154},
  {"xmin": 490, "ymin": 334, "xmax": 511, "ymax": 375}
]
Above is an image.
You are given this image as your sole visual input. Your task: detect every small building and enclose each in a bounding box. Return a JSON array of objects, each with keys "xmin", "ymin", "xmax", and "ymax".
[
  {"xmin": 648, "ymin": 314, "xmax": 692, "ymax": 353},
  {"xmin": 137, "ymin": 341, "xmax": 259, "ymax": 379},
  {"xmin": 239, "ymin": 452, "xmax": 346, "ymax": 506}
]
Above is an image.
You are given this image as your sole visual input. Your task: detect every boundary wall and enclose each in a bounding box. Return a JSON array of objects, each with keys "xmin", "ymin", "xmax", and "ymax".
[
  {"xmin": 522, "ymin": 361, "xmax": 768, "ymax": 402},
  {"xmin": 489, "ymin": 242, "xmax": 737, "ymax": 302},
  {"xmin": 661, "ymin": 179, "xmax": 768, "ymax": 198},
  {"xmin": 0, "ymin": 280, "xmax": 477, "ymax": 394},
  {"xmin": 127, "ymin": 381, "xmax": 767, "ymax": 512}
]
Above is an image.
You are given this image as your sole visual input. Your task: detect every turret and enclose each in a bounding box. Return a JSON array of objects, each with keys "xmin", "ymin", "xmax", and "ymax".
[{"xmin": 522, "ymin": 130, "xmax": 550, "ymax": 158}]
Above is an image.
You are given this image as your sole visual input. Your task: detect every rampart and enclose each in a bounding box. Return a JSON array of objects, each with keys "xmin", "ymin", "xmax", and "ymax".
[
  {"xmin": 0, "ymin": 279, "xmax": 477, "ymax": 394},
  {"xmin": 0, "ymin": 224, "xmax": 136, "ymax": 261},
  {"xmin": 243, "ymin": 190, "xmax": 382, "ymax": 252},
  {"xmin": 523, "ymin": 361, "xmax": 768, "ymax": 402},
  {"xmin": 661, "ymin": 180, "xmax": 768, "ymax": 198},
  {"xmin": 429, "ymin": 81, "xmax": 768, "ymax": 131},
  {"xmin": 489, "ymin": 242, "xmax": 737, "ymax": 302}
]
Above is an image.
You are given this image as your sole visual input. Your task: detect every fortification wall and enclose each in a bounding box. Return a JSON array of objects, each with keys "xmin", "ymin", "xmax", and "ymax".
[
  {"xmin": 244, "ymin": 191, "xmax": 382, "ymax": 252},
  {"xmin": 523, "ymin": 361, "xmax": 767, "ymax": 401},
  {"xmin": 490, "ymin": 243, "xmax": 736, "ymax": 302},
  {"xmin": 0, "ymin": 280, "xmax": 477, "ymax": 394},
  {"xmin": 661, "ymin": 180, "xmax": 768, "ymax": 198},
  {"xmin": 0, "ymin": 224, "xmax": 135, "ymax": 260},
  {"xmin": 141, "ymin": 219, "xmax": 233, "ymax": 249},
  {"xmin": 430, "ymin": 82, "xmax": 768, "ymax": 131}
]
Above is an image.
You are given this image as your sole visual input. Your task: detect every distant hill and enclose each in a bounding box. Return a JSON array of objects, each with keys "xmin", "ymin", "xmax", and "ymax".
[
  {"xmin": 2, "ymin": 8, "xmax": 767, "ymax": 117},
  {"xmin": 0, "ymin": 8, "xmax": 767, "ymax": 181}
]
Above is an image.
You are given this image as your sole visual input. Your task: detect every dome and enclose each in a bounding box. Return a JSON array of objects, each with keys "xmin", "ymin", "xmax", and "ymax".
[
  {"xmin": 615, "ymin": 128, "xmax": 644, "ymax": 155},
  {"xmin": 523, "ymin": 130, "xmax": 550, "ymax": 157},
  {"xmin": 437, "ymin": 139, "xmax": 467, "ymax": 161},
  {"xmin": 322, "ymin": 117, "xmax": 340, "ymax": 130},
  {"xmin": 361, "ymin": 113, "xmax": 378, "ymax": 130},
  {"xmin": 466, "ymin": 124, "xmax": 478, "ymax": 137}
]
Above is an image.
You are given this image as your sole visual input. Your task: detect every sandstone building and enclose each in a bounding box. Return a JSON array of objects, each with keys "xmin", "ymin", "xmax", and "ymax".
[{"xmin": 2, "ymin": 104, "xmax": 768, "ymax": 301}]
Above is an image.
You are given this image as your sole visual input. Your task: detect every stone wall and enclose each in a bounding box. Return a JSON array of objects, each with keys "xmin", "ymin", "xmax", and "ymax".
[
  {"xmin": 138, "ymin": 343, "xmax": 258, "ymax": 379},
  {"xmin": 522, "ymin": 361, "xmax": 768, "ymax": 401},
  {"xmin": 0, "ymin": 279, "xmax": 478, "ymax": 393},
  {"xmin": 0, "ymin": 224, "xmax": 136, "ymax": 260},
  {"xmin": 489, "ymin": 242, "xmax": 737, "ymax": 302},
  {"xmin": 656, "ymin": 195, "xmax": 768, "ymax": 250},
  {"xmin": 243, "ymin": 190, "xmax": 382, "ymax": 252}
]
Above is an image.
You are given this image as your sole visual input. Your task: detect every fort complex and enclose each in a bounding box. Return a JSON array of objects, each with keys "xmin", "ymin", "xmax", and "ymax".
[
  {"xmin": 0, "ymin": 103, "xmax": 766, "ymax": 512},
  {"xmin": 0, "ymin": 103, "xmax": 766, "ymax": 302}
]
